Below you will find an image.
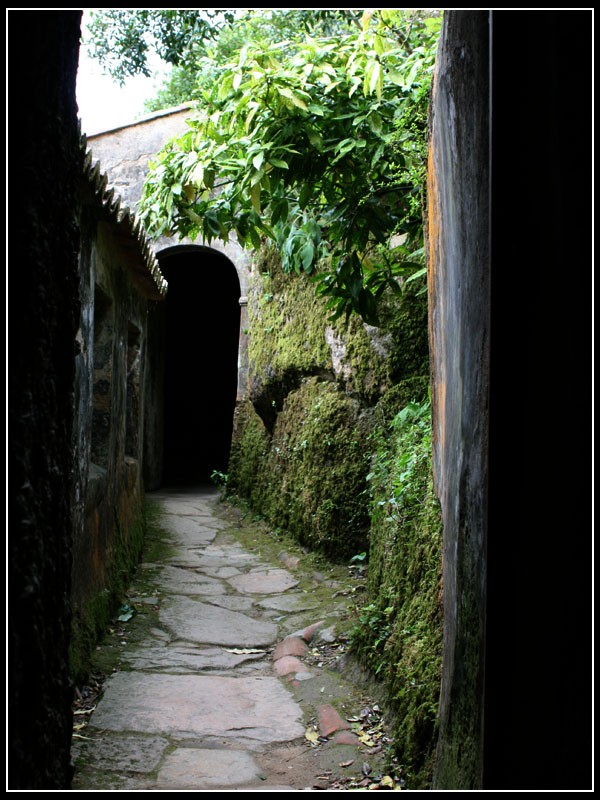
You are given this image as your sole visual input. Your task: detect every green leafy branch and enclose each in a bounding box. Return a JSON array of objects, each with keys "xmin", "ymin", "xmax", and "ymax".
[{"xmin": 139, "ymin": 10, "xmax": 441, "ymax": 323}]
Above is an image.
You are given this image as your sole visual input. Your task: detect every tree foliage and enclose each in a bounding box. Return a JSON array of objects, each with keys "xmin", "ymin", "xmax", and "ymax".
[
  {"xmin": 84, "ymin": 9, "xmax": 234, "ymax": 85},
  {"xmin": 142, "ymin": 10, "xmax": 361, "ymax": 113},
  {"xmin": 137, "ymin": 10, "xmax": 441, "ymax": 323}
]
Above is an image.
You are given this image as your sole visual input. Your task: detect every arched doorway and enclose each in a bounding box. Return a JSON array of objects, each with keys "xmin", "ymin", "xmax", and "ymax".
[{"xmin": 157, "ymin": 246, "xmax": 241, "ymax": 485}]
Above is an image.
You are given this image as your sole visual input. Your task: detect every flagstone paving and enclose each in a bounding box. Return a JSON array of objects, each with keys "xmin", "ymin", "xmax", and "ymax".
[{"xmin": 71, "ymin": 486, "xmax": 390, "ymax": 790}]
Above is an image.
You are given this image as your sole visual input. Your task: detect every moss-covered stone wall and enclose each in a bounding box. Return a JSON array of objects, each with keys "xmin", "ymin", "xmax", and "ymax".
[
  {"xmin": 351, "ymin": 401, "xmax": 442, "ymax": 788},
  {"xmin": 246, "ymin": 248, "xmax": 429, "ymax": 425},
  {"xmin": 230, "ymin": 379, "xmax": 372, "ymax": 560},
  {"xmin": 229, "ymin": 245, "xmax": 430, "ymax": 559}
]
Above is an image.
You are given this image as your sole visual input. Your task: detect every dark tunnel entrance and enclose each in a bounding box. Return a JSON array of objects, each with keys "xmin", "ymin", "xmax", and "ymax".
[{"xmin": 158, "ymin": 247, "xmax": 241, "ymax": 486}]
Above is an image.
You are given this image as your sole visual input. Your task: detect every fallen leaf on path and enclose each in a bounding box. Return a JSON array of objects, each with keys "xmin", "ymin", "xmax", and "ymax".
[
  {"xmin": 223, "ymin": 648, "xmax": 264, "ymax": 655},
  {"xmin": 339, "ymin": 760, "xmax": 354, "ymax": 768},
  {"xmin": 73, "ymin": 706, "xmax": 96, "ymax": 715},
  {"xmin": 117, "ymin": 604, "xmax": 135, "ymax": 622},
  {"xmin": 304, "ymin": 727, "xmax": 320, "ymax": 746},
  {"xmin": 357, "ymin": 731, "xmax": 376, "ymax": 747}
]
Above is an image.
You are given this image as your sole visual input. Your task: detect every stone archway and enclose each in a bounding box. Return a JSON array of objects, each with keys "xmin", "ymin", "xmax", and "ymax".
[{"xmin": 157, "ymin": 245, "xmax": 242, "ymax": 485}]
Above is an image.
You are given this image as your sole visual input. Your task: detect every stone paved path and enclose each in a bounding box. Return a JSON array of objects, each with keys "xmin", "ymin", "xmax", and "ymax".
[{"xmin": 71, "ymin": 487, "xmax": 387, "ymax": 790}]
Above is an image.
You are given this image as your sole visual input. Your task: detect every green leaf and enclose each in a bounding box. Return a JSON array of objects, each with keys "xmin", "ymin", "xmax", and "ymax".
[
  {"xmin": 271, "ymin": 198, "xmax": 288, "ymax": 226},
  {"xmin": 190, "ymin": 162, "xmax": 205, "ymax": 186},
  {"xmin": 249, "ymin": 224, "xmax": 262, "ymax": 249},
  {"xmin": 268, "ymin": 158, "xmax": 289, "ymax": 170},
  {"xmin": 306, "ymin": 127, "xmax": 323, "ymax": 150},
  {"xmin": 204, "ymin": 211, "xmax": 221, "ymax": 236},
  {"xmin": 252, "ymin": 151, "xmax": 265, "ymax": 171},
  {"xmin": 374, "ymin": 34, "xmax": 387, "ymax": 57},
  {"xmin": 185, "ymin": 207, "xmax": 203, "ymax": 225},
  {"xmin": 275, "ymin": 85, "xmax": 308, "ymax": 111},
  {"xmin": 300, "ymin": 241, "xmax": 315, "ymax": 272},
  {"xmin": 387, "ymin": 70, "xmax": 405, "ymax": 87},
  {"xmin": 298, "ymin": 183, "xmax": 313, "ymax": 209},
  {"xmin": 250, "ymin": 182, "xmax": 261, "ymax": 214},
  {"xmin": 369, "ymin": 61, "xmax": 382, "ymax": 100},
  {"xmin": 361, "ymin": 9, "xmax": 374, "ymax": 30},
  {"xmin": 405, "ymin": 266, "xmax": 427, "ymax": 283},
  {"xmin": 358, "ymin": 288, "xmax": 378, "ymax": 325}
]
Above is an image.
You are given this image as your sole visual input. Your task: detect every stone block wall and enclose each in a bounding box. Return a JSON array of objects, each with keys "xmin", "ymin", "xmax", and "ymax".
[{"xmin": 70, "ymin": 148, "xmax": 167, "ymax": 682}]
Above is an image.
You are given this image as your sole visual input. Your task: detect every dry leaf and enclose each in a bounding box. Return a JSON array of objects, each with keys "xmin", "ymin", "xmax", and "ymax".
[
  {"xmin": 223, "ymin": 648, "xmax": 264, "ymax": 655},
  {"xmin": 305, "ymin": 727, "xmax": 320, "ymax": 746},
  {"xmin": 357, "ymin": 731, "xmax": 375, "ymax": 747},
  {"xmin": 339, "ymin": 760, "xmax": 354, "ymax": 768}
]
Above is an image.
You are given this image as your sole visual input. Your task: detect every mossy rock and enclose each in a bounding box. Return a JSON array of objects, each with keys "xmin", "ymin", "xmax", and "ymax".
[
  {"xmin": 247, "ymin": 247, "xmax": 430, "ymax": 415},
  {"xmin": 227, "ymin": 400, "xmax": 271, "ymax": 504},
  {"xmin": 229, "ymin": 379, "xmax": 371, "ymax": 561},
  {"xmin": 374, "ymin": 376, "xmax": 431, "ymax": 425}
]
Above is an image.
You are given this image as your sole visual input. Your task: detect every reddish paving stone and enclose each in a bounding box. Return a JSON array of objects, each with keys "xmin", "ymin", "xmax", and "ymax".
[
  {"xmin": 273, "ymin": 637, "xmax": 308, "ymax": 661},
  {"xmin": 273, "ymin": 656, "xmax": 305, "ymax": 676},
  {"xmin": 316, "ymin": 704, "xmax": 351, "ymax": 738},
  {"xmin": 299, "ymin": 621, "xmax": 324, "ymax": 643},
  {"xmin": 332, "ymin": 730, "xmax": 359, "ymax": 746}
]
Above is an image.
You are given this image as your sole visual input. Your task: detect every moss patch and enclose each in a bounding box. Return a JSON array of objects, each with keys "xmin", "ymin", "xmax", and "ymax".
[
  {"xmin": 378, "ymin": 279, "xmax": 430, "ymax": 384},
  {"xmin": 351, "ymin": 402, "xmax": 443, "ymax": 789},
  {"xmin": 264, "ymin": 378, "xmax": 372, "ymax": 560},
  {"xmin": 69, "ymin": 502, "xmax": 147, "ymax": 684},
  {"xmin": 232, "ymin": 245, "xmax": 431, "ymax": 562},
  {"xmin": 230, "ymin": 379, "xmax": 371, "ymax": 561},
  {"xmin": 227, "ymin": 400, "xmax": 271, "ymax": 505},
  {"xmin": 247, "ymin": 247, "xmax": 430, "ymax": 422}
]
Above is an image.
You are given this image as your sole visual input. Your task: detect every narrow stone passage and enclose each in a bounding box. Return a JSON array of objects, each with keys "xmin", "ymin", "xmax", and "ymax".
[{"xmin": 71, "ymin": 487, "xmax": 390, "ymax": 790}]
